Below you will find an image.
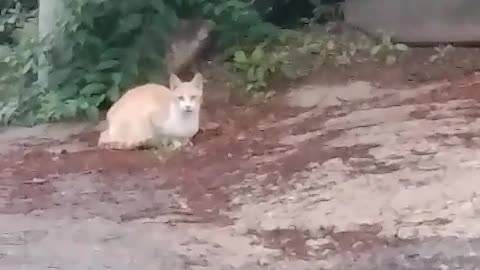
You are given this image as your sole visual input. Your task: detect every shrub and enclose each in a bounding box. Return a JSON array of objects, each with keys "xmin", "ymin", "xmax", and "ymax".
[
  {"xmin": 0, "ymin": 0, "xmax": 343, "ymax": 125},
  {"xmin": 0, "ymin": 0, "xmax": 282, "ymax": 124}
]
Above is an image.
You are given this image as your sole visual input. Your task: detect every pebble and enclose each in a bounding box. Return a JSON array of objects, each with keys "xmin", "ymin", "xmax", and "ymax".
[
  {"xmin": 439, "ymin": 264, "xmax": 449, "ymax": 270},
  {"xmin": 232, "ymin": 222, "xmax": 249, "ymax": 235},
  {"xmin": 443, "ymin": 136, "xmax": 463, "ymax": 146},
  {"xmin": 352, "ymin": 241, "xmax": 366, "ymax": 250},
  {"xmin": 257, "ymin": 256, "xmax": 271, "ymax": 266},
  {"xmin": 204, "ymin": 122, "xmax": 220, "ymax": 131},
  {"xmin": 317, "ymin": 259, "xmax": 334, "ymax": 269},
  {"xmin": 416, "ymin": 159, "xmax": 442, "ymax": 171},
  {"xmin": 412, "ymin": 140, "xmax": 438, "ymax": 155},
  {"xmin": 396, "ymin": 227, "xmax": 419, "ymax": 240},
  {"xmin": 306, "ymin": 238, "xmax": 331, "ymax": 249},
  {"xmin": 237, "ymin": 133, "xmax": 246, "ymax": 141},
  {"xmin": 24, "ymin": 177, "xmax": 48, "ymax": 184}
]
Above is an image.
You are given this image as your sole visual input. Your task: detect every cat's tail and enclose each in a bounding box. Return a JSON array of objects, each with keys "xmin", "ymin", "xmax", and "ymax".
[{"xmin": 97, "ymin": 129, "xmax": 145, "ymax": 150}]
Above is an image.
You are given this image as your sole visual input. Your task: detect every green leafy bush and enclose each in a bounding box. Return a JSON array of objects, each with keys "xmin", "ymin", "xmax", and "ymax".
[
  {"xmin": 1, "ymin": 0, "xmax": 348, "ymax": 125},
  {"xmin": 36, "ymin": 0, "xmax": 180, "ymax": 122},
  {"xmin": 0, "ymin": 0, "xmax": 285, "ymax": 125},
  {"xmin": 232, "ymin": 43, "xmax": 289, "ymax": 92}
]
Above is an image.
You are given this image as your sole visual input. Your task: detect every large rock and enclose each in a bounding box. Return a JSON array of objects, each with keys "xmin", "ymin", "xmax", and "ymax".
[
  {"xmin": 344, "ymin": 0, "xmax": 480, "ymax": 44},
  {"xmin": 165, "ymin": 19, "xmax": 215, "ymax": 74}
]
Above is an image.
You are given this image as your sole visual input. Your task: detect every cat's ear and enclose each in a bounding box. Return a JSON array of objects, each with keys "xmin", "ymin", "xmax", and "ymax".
[
  {"xmin": 169, "ymin": 74, "xmax": 182, "ymax": 90},
  {"xmin": 191, "ymin": 72, "xmax": 204, "ymax": 91}
]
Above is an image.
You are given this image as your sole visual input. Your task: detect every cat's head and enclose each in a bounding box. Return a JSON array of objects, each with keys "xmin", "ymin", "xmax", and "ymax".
[{"xmin": 169, "ymin": 73, "xmax": 204, "ymax": 113}]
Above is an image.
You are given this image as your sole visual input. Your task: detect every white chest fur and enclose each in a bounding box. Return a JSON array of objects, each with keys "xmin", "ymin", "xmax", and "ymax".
[{"xmin": 158, "ymin": 103, "xmax": 200, "ymax": 139}]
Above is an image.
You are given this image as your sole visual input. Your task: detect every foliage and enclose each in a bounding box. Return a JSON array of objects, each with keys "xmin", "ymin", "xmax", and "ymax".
[
  {"xmin": 232, "ymin": 44, "xmax": 281, "ymax": 92},
  {"xmin": 230, "ymin": 30, "xmax": 340, "ymax": 92},
  {"xmin": 0, "ymin": 0, "xmax": 286, "ymax": 125},
  {"xmin": 0, "ymin": 0, "xmax": 178, "ymax": 124},
  {"xmin": 35, "ymin": 0, "xmax": 181, "ymax": 123},
  {"xmin": 0, "ymin": 0, "xmax": 36, "ymax": 44},
  {"xmin": 0, "ymin": 0, "xmax": 351, "ymax": 125},
  {"xmin": 177, "ymin": 0, "xmax": 281, "ymax": 54},
  {"xmin": 429, "ymin": 45, "xmax": 454, "ymax": 63},
  {"xmin": 368, "ymin": 32, "xmax": 409, "ymax": 66}
]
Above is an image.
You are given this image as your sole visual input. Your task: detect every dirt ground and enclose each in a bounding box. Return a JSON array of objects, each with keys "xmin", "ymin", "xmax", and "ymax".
[{"xmin": 3, "ymin": 46, "xmax": 480, "ymax": 269}]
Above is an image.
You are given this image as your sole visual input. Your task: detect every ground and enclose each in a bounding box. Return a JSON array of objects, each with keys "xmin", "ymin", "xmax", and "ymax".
[{"xmin": 2, "ymin": 46, "xmax": 480, "ymax": 269}]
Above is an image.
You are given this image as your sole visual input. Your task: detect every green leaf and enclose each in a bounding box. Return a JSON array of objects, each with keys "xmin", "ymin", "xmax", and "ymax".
[
  {"xmin": 214, "ymin": 4, "xmax": 227, "ymax": 16},
  {"xmin": 395, "ymin": 43, "xmax": 409, "ymax": 51},
  {"xmin": 385, "ymin": 55, "xmax": 397, "ymax": 66},
  {"xmin": 233, "ymin": 51, "xmax": 248, "ymax": 63},
  {"xmin": 111, "ymin": 72, "xmax": 122, "ymax": 86},
  {"xmin": 150, "ymin": 1, "xmax": 165, "ymax": 13},
  {"xmin": 247, "ymin": 67, "xmax": 256, "ymax": 82},
  {"xmin": 202, "ymin": 3, "xmax": 215, "ymax": 14},
  {"xmin": 370, "ymin": 45, "xmax": 382, "ymax": 56},
  {"xmin": 48, "ymin": 68, "xmax": 71, "ymax": 88},
  {"xmin": 93, "ymin": 94, "xmax": 106, "ymax": 106},
  {"xmin": 84, "ymin": 73, "xmax": 104, "ymax": 83},
  {"xmin": 21, "ymin": 58, "xmax": 34, "ymax": 74},
  {"xmin": 85, "ymin": 105, "xmax": 99, "ymax": 120},
  {"xmin": 107, "ymin": 85, "xmax": 121, "ymax": 101},
  {"xmin": 80, "ymin": 83, "xmax": 106, "ymax": 96},
  {"xmin": 250, "ymin": 46, "xmax": 264, "ymax": 63},
  {"xmin": 117, "ymin": 13, "xmax": 143, "ymax": 34},
  {"xmin": 101, "ymin": 48, "xmax": 123, "ymax": 60},
  {"xmin": 256, "ymin": 66, "xmax": 266, "ymax": 83},
  {"xmin": 96, "ymin": 60, "xmax": 119, "ymax": 71}
]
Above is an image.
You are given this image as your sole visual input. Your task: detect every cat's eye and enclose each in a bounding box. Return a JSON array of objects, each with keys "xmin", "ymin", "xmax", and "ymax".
[
  {"xmin": 190, "ymin": 95, "xmax": 197, "ymax": 100},
  {"xmin": 178, "ymin": 96, "xmax": 184, "ymax": 101}
]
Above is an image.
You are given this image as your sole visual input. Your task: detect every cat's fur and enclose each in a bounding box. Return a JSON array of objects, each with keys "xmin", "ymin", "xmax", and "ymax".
[{"xmin": 98, "ymin": 73, "xmax": 204, "ymax": 150}]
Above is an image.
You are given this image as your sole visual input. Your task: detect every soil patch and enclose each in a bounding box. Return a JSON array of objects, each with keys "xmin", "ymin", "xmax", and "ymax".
[{"xmin": 2, "ymin": 46, "xmax": 480, "ymax": 259}]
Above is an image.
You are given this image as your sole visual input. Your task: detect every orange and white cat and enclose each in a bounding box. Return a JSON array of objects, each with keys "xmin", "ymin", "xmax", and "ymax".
[{"xmin": 98, "ymin": 73, "xmax": 204, "ymax": 150}]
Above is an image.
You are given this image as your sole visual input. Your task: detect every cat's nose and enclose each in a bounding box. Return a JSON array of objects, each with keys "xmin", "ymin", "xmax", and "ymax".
[{"xmin": 184, "ymin": 105, "xmax": 193, "ymax": 112}]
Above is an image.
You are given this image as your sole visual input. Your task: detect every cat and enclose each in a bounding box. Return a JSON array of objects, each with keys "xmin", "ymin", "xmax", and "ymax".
[{"xmin": 98, "ymin": 73, "xmax": 204, "ymax": 150}]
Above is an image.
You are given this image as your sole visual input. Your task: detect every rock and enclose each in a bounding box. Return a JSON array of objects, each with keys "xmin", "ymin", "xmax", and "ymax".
[
  {"xmin": 344, "ymin": 0, "xmax": 480, "ymax": 44},
  {"xmin": 166, "ymin": 19, "xmax": 215, "ymax": 75}
]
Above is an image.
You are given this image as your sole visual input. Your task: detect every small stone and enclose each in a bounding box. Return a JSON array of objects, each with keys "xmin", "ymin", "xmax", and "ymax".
[
  {"xmin": 307, "ymin": 249, "xmax": 317, "ymax": 257},
  {"xmin": 204, "ymin": 122, "xmax": 220, "ymax": 131},
  {"xmin": 233, "ymin": 222, "xmax": 249, "ymax": 235},
  {"xmin": 24, "ymin": 178, "xmax": 48, "ymax": 184},
  {"xmin": 237, "ymin": 133, "xmax": 246, "ymax": 141},
  {"xmin": 257, "ymin": 256, "xmax": 270, "ymax": 266},
  {"xmin": 461, "ymin": 201, "xmax": 473, "ymax": 211},
  {"xmin": 321, "ymin": 249, "xmax": 333, "ymax": 257},
  {"xmin": 396, "ymin": 227, "xmax": 419, "ymax": 239},
  {"xmin": 317, "ymin": 259, "xmax": 334, "ymax": 269},
  {"xmin": 412, "ymin": 141, "xmax": 437, "ymax": 155},
  {"xmin": 439, "ymin": 264, "xmax": 449, "ymax": 270},
  {"xmin": 443, "ymin": 136, "xmax": 462, "ymax": 146},
  {"xmin": 306, "ymin": 238, "xmax": 331, "ymax": 249},
  {"xmin": 416, "ymin": 159, "xmax": 442, "ymax": 171},
  {"xmin": 231, "ymin": 197, "xmax": 242, "ymax": 205},
  {"xmin": 352, "ymin": 241, "xmax": 366, "ymax": 250}
]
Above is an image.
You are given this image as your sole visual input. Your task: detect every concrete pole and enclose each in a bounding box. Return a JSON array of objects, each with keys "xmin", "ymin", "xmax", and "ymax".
[{"xmin": 37, "ymin": 0, "xmax": 64, "ymax": 87}]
